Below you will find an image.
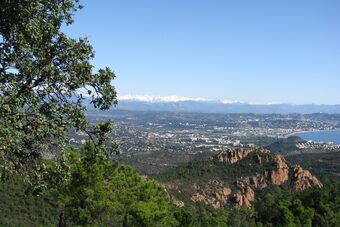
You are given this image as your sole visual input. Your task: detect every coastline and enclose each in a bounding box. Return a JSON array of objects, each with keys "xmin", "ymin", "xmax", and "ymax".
[
  {"xmin": 287, "ymin": 129, "xmax": 340, "ymax": 145},
  {"xmin": 286, "ymin": 129, "xmax": 340, "ymax": 138}
]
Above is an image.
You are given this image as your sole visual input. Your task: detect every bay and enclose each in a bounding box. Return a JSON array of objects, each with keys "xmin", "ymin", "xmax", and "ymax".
[{"xmin": 291, "ymin": 130, "xmax": 340, "ymax": 145}]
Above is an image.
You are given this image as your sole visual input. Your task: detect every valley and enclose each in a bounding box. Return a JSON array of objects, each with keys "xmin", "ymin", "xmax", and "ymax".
[{"xmin": 80, "ymin": 110, "xmax": 340, "ymax": 176}]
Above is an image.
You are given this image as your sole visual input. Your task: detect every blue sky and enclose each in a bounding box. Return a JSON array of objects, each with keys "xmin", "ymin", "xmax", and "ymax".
[{"xmin": 63, "ymin": 0, "xmax": 340, "ymax": 104}]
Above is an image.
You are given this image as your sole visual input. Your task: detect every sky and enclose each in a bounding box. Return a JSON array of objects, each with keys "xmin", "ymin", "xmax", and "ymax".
[{"xmin": 63, "ymin": 0, "xmax": 340, "ymax": 104}]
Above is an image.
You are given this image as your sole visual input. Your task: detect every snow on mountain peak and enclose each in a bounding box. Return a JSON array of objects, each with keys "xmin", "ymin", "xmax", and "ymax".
[{"xmin": 117, "ymin": 95, "xmax": 212, "ymax": 103}]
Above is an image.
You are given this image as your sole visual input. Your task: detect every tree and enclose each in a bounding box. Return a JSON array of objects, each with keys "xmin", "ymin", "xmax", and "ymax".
[
  {"xmin": 52, "ymin": 142, "xmax": 180, "ymax": 226},
  {"xmin": 0, "ymin": 0, "xmax": 117, "ymax": 175}
]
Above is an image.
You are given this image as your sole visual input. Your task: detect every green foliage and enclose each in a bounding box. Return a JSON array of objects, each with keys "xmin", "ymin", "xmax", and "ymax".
[
  {"xmin": 286, "ymin": 152, "xmax": 340, "ymax": 181},
  {"xmin": 254, "ymin": 182, "xmax": 340, "ymax": 226},
  {"xmin": 156, "ymin": 151, "xmax": 340, "ymax": 226},
  {"xmin": 176, "ymin": 205, "xmax": 257, "ymax": 227},
  {"xmin": 156, "ymin": 159, "xmax": 217, "ymax": 181},
  {"xmin": 54, "ymin": 142, "xmax": 116, "ymax": 225},
  {"xmin": 0, "ymin": 174, "xmax": 59, "ymax": 226},
  {"xmin": 0, "ymin": 0, "xmax": 117, "ymax": 173},
  {"xmin": 266, "ymin": 136, "xmax": 305, "ymax": 153},
  {"xmin": 156, "ymin": 151, "xmax": 274, "ymax": 185},
  {"xmin": 52, "ymin": 142, "xmax": 180, "ymax": 226},
  {"xmin": 1, "ymin": 150, "xmax": 340, "ymax": 226}
]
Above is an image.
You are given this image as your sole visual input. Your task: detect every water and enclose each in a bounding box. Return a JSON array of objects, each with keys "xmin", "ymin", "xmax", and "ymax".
[{"xmin": 291, "ymin": 130, "xmax": 340, "ymax": 145}]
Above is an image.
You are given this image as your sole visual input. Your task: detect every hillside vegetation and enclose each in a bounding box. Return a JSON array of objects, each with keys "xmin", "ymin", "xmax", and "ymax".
[{"xmin": 1, "ymin": 147, "xmax": 340, "ymax": 226}]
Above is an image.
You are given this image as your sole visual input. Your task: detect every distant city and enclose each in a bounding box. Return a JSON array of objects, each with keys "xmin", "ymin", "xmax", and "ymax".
[{"xmin": 66, "ymin": 110, "xmax": 340, "ymax": 175}]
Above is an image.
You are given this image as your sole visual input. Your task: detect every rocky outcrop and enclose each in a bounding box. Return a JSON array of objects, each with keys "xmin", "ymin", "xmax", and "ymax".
[
  {"xmin": 250, "ymin": 174, "xmax": 268, "ymax": 189},
  {"xmin": 190, "ymin": 185, "xmax": 232, "ymax": 209},
  {"xmin": 223, "ymin": 187, "xmax": 232, "ymax": 196},
  {"xmin": 179, "ymin": 148, "xmax": 323, "ymax": 209},
  {"xmin": 233, "ymin": 186, "xmax": 254, "ymax": 208},
  {"xmin": 216, "ymin": 148, "xmax": 252, "ymax": 164},
  {"xmin": 291, "ymin": 165, "xmax": 323, "ymax": 191},
  {"xmin": 190, "ymin": 193, "xmax": 221, "ymax": 209},
  {"xmin": 214, "ymin": 187, "xmax": 232, "ymax": 205},
  {"xmin": 191, "ymin": 193, "xmax": 206, "ymax": 203},
  {"xmin": 208, "ymin": 179, "xmax": 224, "ymax": 187},
  {"xmin": 216, "ymin": 147, "xmax": 269, "ymax": 164},
  {"xmin": 233, "ymin": 193, "xmax": 244, "ymax": 208},
  {"xmin": 244, "ymin": 186, "xmax": 255, "ymax": 204},
  {"xmin": 236, "ymin": 174, "xmax": 268, "ymax": 190},
  {"xmin": 270, "ymin": 155, "xmax": 289, "ymax": 185}
]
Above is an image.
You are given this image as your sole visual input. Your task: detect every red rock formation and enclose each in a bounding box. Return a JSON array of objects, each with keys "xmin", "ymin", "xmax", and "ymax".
[
  {"xmin": 244, "ymin": 187, "xmax": 255, "ymax": 206},
  {"xmin": 186, "ymin": 149, "xmax": 322, "ymax": 209},
  {"xmin": 233, "ymin": 187, "xmax": 254, "ymax": 208},
  {"xmin": 236, "ymin": 174, "xmax": 268, "ymax": 190},
  {"xmin": 233, "ymin": 193, "xmax": 244, "ymax": 208},
  {"xmin": 191, "ymin": 193, "xmax": 206, "ymax": 203},
  {"xmin": 191, "ymin": 193, "xmax": 222, "ymax": 208},
  {"xmin": 223, "ymin": 187, "xmax": 232, "ymax": 196},
  {"xmin": 292, "ymin": 165, "xmax": 323, "ymax": 191},
  {"xmin": 250, "ymin": 175, "xmax": 268, "ymax": 189},
  {"xmin": 216, "ymin": 148, "xmax": 253, "ymax": 164},
  {"xmin": 214, "ymin": 187, "xmax": 232, "ymax": 205},
  {"xmin": 216, "ymin": 147, "xmax": 269, "ymax": 164},
  {"xmin": 270, "ymin": 155, "xmax": 289, "ymax": 185}
]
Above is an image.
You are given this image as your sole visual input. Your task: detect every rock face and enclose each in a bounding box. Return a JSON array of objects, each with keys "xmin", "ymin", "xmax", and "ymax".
[
  {"xmin": 191, "ymin": 193, "xmax": 206, "ymax": 203},
  {"xmin": 233, "ymin": 193, "xmax": 244, "ymax": 208},
  {"xmin": 292, "ymin": 165, "xmax": 323, "ymax": 191},
  {"xmin": 167, "ymin": 147, "xmax": 323, "ymax": 209},
  {"xmin": 214, "ymin": 187, "xmax": 232, "ymax": 205},
  {"xmin": 233, "ymin": 187, "xmax": 255, "ymax": 208},
  {"xmin": 223, "ymin": 187, "xmax": 232, "ymax": 196},
  {"xmin": 236, "ymin": 174, "xmax": 268, "ymax": 190},
  {"xmin": 190, "ymin": 192, "xmax": 222, "ymax": 209},
  {"xmin": 216, "ymin": 147, "xmax": 269, "ymax": 164},
  {"xmin": 270, "ymin": 155, "xmax": 289, "ymax": 185},
  {"xmin": 216, "ymin": 148, "xmax": 253, "ymax": 164}
]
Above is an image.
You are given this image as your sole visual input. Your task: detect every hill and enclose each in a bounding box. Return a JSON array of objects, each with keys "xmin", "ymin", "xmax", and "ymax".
[
  {"xmin": 286, "ymin": 151, "xmax": 340, "ymax": 181},
  {"xmin": 265, "ymin": 136, "xmax": 305, "ymax": 153},
  {"xmin": 156, "ymin": 147, "xmax": 322, "ymax": 209}
]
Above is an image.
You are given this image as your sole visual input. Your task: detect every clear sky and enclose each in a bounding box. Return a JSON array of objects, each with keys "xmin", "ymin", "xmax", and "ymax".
[{"xmin": 63, "ymin": 0, "xmax": 340, "ymax": 104}]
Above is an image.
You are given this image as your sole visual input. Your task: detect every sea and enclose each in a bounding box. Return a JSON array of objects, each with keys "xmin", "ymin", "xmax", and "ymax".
[{"xmin": 291, "ymin": 130, "xmax": 340, "ymax": 145}]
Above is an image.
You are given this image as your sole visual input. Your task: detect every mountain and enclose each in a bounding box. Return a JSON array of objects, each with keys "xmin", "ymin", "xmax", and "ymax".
[
  {"xmin": 265, "ymin": 136, "xmax": 306, "ymax": 153},
  {"xmin": 156, "ymin": 147, "xmax": 323, "ymax": 209},
  {"xmin": 115, "ymin": 99, "xmax": 340, "ymax": 114}
]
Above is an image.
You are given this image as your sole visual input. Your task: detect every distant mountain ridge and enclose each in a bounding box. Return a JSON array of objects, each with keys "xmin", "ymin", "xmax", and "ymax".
[{"xmin": 115, "ymin": 99, "xmax": 340, "ymax": 114}]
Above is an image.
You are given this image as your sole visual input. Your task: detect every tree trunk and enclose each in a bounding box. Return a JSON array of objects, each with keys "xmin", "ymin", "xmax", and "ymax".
[{"xmin": 58, "ymin": 211, "xmax": 66, "ymax": 227}]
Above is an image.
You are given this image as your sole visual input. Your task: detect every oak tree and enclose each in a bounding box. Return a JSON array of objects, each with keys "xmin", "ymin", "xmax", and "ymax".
[{"xmin": 0, "ymin": 0, "xmax": 117, "ymax": 175}]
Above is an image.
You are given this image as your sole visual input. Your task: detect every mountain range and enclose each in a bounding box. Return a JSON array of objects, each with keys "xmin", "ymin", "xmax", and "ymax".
[{"xmin": 113, "ymin": 96, "xmax": 340, "ymax": 114}]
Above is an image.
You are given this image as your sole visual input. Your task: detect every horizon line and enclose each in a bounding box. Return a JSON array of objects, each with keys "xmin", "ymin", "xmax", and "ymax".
[{"xmin": 116, "ymin": 94, "xmax": 340, "ymax": 106}]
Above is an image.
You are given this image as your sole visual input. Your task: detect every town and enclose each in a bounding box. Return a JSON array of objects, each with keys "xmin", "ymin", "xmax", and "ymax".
[{"xmin": 68, "ymin": 110, "xmax": 340, "ymax": 174}]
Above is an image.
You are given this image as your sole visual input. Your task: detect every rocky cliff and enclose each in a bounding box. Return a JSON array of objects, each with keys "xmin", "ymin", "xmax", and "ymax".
[
  {"xmin": 160, "ymin": 147, "xmax": 323, "ymax": 209},
  {"xmin": 215, "ymin": 147, "xmax": 269, "ymax": 164},
  {"xmin": 291, "ymin": 165, "xmax": 323, "ymax": 191}
]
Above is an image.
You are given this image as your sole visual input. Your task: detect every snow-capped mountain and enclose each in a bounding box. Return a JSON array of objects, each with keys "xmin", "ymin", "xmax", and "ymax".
[{"xmin": 112, "ymin": 95, "xmax": 340, "ymax": 114}]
